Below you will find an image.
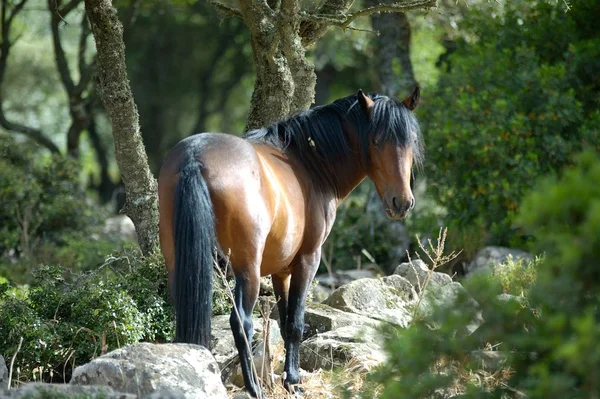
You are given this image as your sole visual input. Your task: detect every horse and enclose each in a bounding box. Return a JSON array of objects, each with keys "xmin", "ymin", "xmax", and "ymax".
[{"xmin": 157, "ymin": 87, "xmax": 423, "ymax": 398}]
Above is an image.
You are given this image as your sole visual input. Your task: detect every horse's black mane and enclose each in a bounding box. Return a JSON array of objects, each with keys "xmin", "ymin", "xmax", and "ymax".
[{"xmin": 244, "ymin": 93, "xmax": 423, "ymax": 196}]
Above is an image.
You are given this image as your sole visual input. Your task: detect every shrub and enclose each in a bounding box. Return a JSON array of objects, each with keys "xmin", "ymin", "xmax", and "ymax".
[
  {"xmin": 0, "ymin": 250, "xmax": 175, "ymax": 384},
  {"xmin": 493, "ymin": 255, "xmax": 540, "ymax": 297},
  {"xmin": 362, "ymin": 149, "xmax": 600, "ymax": 398},
  {"xmin": 0, "ymin": 136, "xmax": 95, "ymax": 255},
  {"xmin": 423, "ymin": 0, "xmax": 600, "ymax": 246},
  {"xmin": 0, "ymin": 134, "xmax": 131, "ymax": 283}
]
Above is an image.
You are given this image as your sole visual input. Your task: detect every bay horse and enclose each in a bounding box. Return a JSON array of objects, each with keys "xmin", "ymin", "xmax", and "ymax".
[{"xmin": 158, "ymin": 88, "xmax": 423, "ymax": 397}]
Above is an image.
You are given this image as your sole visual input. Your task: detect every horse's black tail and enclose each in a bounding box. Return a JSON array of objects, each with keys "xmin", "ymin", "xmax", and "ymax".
[{"xmin": 173, "ymin": 156, "xmax": 214, "ymax": 348}]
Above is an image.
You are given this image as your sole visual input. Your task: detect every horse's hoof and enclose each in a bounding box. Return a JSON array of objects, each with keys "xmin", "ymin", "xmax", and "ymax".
[
  {"xmin": 284, "ymin": 381, "xmax": 304, "ymax": 396},
  {"xmin": 232, "ymin": 388, "xmax": 264, "ymax": 399}
]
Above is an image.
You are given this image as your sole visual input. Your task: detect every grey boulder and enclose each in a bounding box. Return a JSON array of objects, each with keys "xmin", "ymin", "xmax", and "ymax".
[{"xmin": 70, "ymin": 343, "xmax": 227, "ymax": 399}]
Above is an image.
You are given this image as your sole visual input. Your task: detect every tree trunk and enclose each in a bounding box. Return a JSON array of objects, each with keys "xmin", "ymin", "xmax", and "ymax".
[
  {"xmin": 367, "ymin": 0, "xmax": 417, "ymax": 96},
  {"xmin": 315, "ymin": 63, "xmax": 335, "ymax": 105},
  {"xmin": 239, "ymin": 0, "xmax": 317, "ymax": 131},
  {"xmin": 86, "ymin": 106, "xmax": 116, "ymax": 203},
  {"xmin": 48, "ymin": 0, "xmax": 96, "ymax": 158},
  {"xmin": 84, "ymin": 0, "xmax": 159, "ymax": 255}
]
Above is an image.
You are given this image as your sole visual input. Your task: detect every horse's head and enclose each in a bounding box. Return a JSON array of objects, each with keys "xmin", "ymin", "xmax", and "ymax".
[{"xmin": 358, "ymin": 87, "xmax": 421, "ymax": 221}]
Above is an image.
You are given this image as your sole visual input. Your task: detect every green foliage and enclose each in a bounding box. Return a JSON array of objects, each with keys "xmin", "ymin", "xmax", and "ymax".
[
  {"xmin": 212, "ymin": 273, "xmax": 234, "ymax": 316},
  {"xmin": 363, "ymin": 149, "xmax": 600, "ymax": 398},
  {"xmin": 0, "ymin": 135, "xmax": 131, "ymax": 282},
  {"xmin": 0, "ymin": 136, "xmax": 93, "ymax": 252},
  {"xmin": 0, "ymin": 251, "xmax": 175, "ymax": 384},
  {"xmin": 493, "ymin": 255, "xmax": 540, "ymax": 296},
  {"xmin": 423, "ymin": 0, "xmax": 600, "ymax": 246}
]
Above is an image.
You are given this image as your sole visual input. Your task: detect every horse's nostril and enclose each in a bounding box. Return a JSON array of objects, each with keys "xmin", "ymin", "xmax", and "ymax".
[
  {"xmin": 392, "ymin": 197, "xmax": 399, "ymax": 211},
  {"xmin": 410, "ymin": 197, "xmax": 415, "ymax": 210}
]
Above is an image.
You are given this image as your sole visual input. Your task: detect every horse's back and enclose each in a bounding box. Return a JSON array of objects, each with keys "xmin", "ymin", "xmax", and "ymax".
[
  {"xmin": 158, "ymin": 133, "xmax": 306, "ymax": 276},
  {"xmin": 158, "ymin": 133, "xmax": 264, "ymax": 271}
]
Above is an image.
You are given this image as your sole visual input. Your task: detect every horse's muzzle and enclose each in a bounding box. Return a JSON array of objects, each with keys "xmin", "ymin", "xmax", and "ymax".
[{"xmin": 384, "ymin": 196, "xmax": 414, "ymax": 220}]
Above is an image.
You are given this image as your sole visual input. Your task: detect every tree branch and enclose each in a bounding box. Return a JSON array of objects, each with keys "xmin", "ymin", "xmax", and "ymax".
[
  {"xmin": 208, "ymin": 0, "xmax": 243, "ymax": 19},
  {"xmin": 0, "ymin": 0, "xmax": 59, "ymax": 153},
  {"xmin": 6, "ymin": 0, "xmax": 27, "ymax": 27},
  {"xmin": 123, "ymin": 0, "xmax": 140, "ymax": 35},
  {"xmin": 334, "ymin": 0, "xmax": 437, "ymax": 28},
  {"xmin": 237, "ymin": 0, "xmax": 277, "ymax": 54},
  {"xmin": 299, "ymin": 0, "xmax": 355, "ymax": 47},
  {"xmin": 0, "ymin": 110, "xmax": 61, "ymax": 153},
  {"xmin": 300, "ymin": 0, "xmax": 437, "ymax": 47},
  {"xmin": 75, "ymin": 11, "xmax": 96, "ymax": 96},
  {"xmin": 59, "ymin": 0, "xmax": 81, "ymax": 18},
  {"xmin": 78, "ymin": 8, "xmax": 89, "ymax": 77},
  {"xmin": 49, "ymin": 0, "xmax": 77, "ymax": 93},
  {"xmin": 238, "ymin": 0, "xmax": 274, "ymax": 27}
]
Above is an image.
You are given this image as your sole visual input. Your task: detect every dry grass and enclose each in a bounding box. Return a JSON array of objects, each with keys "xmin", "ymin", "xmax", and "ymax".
[
  {"xmin": 430, "ymin": 356, "xmax": 516, "ymax": 398},
  {"xmin": 408, "ymin": 227, "xmax": 461, "ymax": 320},
  {"xmin": 226, "ymin": 362, "xmax": 377, "ymax": 399}
]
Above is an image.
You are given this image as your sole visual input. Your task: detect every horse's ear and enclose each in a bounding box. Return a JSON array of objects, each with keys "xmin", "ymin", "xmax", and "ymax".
[
  {"xmin": 357, "ymin": 89, "xmax": 374, "ymax": 115},
  {"xmin": 402, "ymin": 86, "xmax": 420, "ymax": 111}
]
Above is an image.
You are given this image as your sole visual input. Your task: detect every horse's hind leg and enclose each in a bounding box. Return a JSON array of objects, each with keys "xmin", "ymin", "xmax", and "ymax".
[
  {"xmin": 230, "ymin": 269, "xmax": 261, "ymax": 398},
  {"xmin": 272, "ymin": 273, "xmax": 291, "ymax": 340},
  {"xmin": 283, "ymin": 250, "xmax": 321, "ymax": 393}
]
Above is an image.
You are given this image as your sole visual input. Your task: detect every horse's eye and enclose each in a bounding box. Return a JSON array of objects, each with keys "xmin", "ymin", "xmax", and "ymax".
[{"xmin": 372, "ymin": 138, "xmax": 379, "ymax": 146}]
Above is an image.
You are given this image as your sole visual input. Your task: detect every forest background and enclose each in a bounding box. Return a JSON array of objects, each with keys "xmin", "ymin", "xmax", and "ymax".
[{"xmin": 1, "ymin": 0, "xmax": 599, "ymax": 397}]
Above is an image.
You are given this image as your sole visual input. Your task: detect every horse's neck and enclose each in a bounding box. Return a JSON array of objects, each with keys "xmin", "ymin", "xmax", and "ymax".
[
  {"xmin": 336, "ymin": 171, "xmax": 367, "ymax": 204},
  {"xmin": 333, "ymin": 124, "xmax": 368, "ymax": 203}
]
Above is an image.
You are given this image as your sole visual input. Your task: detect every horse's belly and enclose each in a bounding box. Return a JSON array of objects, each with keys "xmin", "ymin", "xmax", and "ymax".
[{"xmin": 260, "ymin": 220, "xmax": 304, "ymax": 276}]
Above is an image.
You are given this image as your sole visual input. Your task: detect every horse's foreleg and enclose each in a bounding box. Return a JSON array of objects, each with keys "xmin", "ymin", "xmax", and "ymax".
[
  {"xmin": 283, "ymin": 250, "xmax": 321, "ymax": 393},
  {"xmin": 230, "ymin": 272, "xmax": 261, "ymax": 398},
  {"xmin": 272, "ymin": 273, "xmax": 291, "ymax": 341}
]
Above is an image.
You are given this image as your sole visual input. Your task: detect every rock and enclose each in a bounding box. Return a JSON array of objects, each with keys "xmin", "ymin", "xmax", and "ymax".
[
  {"xmin": 324, "ymin": 276, "xmax": 417, "ymax": 327},
  {"xmin": 337, "ymin": 269, "xmax": 379, "ymax": 283},
  {"xmin": 299, "ymin": 325, "xmax": 386, "ymax": 372},
  {"xmin": 313, "ymin": 273, "xmax": 337, "ymax": 288},
  {"xmin": 466, "ymin": 246, "xmax": 534, "ymax": 276},
  {"xmin": 470, "ymin": 350, "xmax": 508, "ymax": 370},
  {"xmin": 394, "ymin": 259, "xmax": 452, "ymax": 293},
  {"xmin": 496, "ymin": 293, "xmax": 526, "ymax": 305},
  {"xmin": 103, "ymin": 215, "xmax": 137, "ymax": 241},
  {"xmin": 0, "ymin": 355, "xmax": 7, "ymax": 387},
  {"xmin": 143, "ymin": 388, "xmax": 188, "ymax": 398},
  {"xmin": 303, "ymin": 303, "xmax": 383, "ymax": 339},
  {"xmin": 70, "ymin": 343, "xmax": 227, "ymax": 399},
  {"xmin": 416, "ymin": 282, "xmax": 483, "ymax": 336},
  {"xmin": 259, "ymin": 277, "xmax": 273, "ymax": 296},
  {"xmin": 314, "ymin": 269, "xmax": 378, "ymax": 291},
  {"xmin": 210, "ymin": 316, "xmax": 284, "ymax": 387},
  {"xmin": 309, "ymin": 283, "xmax": 332, "ymax": 303},
  {"xmin": 0, "ymin": 383, "xmax": 135, "ymax": 398}
]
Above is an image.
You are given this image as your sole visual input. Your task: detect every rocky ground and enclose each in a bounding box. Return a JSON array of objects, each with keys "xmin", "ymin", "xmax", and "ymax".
[{"xmin": 0, "ymin": 246, "xmax": 532, "ymax": 398}]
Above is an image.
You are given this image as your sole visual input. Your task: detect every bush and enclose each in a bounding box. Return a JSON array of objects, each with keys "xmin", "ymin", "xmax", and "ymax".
[
  {"xmin": 493, "ymin": 255, "xmax": 540, "ymax": 297},
  {"xmin": 0, "ymin": 134, "xmax": 131, "ymax": 283},
  {"xmin": 0, "ymin": 250, "xmax": 175, "ymax": 384},
  {"xmin": 423, "ymin": 0, "xmax": 600, "ymax": 246},
  {"xmin": 362, "ymin": 149, "xmax": 600, "ymax": 398},
  {"xmin": 0, "ymin": 136, "xmax": 94, "ymax": 254}
]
